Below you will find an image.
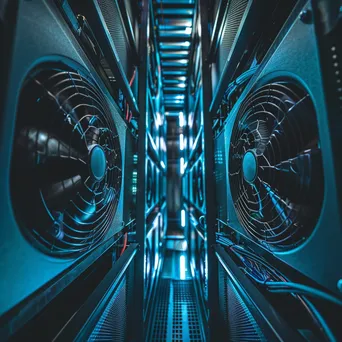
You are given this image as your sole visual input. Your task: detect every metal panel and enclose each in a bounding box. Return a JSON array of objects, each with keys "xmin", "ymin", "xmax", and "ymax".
[
  {"xmin": 198, "ymin": 0, "xmax": 220, "ymax": 340},
  {"xmin": 214, "ymin": 244, "xmax": 304, "ymax": 341},
  {"xmin": 135, "ymin": 0, "xmax": 149, "ymax": 338},
  {"xmin": 218, "ymin": 264, "xmax": 266, "ymax": 341},
  {"xmin": 214, "ymin": 130, "xmax": 228, "ymax": 223},
  {"xmin": 150, "ymin": 279, "xmax": 205, "ymax": 341},
  {"xmin": 96, "ymin": 0, "xmax": 134, "ymax": 79}
]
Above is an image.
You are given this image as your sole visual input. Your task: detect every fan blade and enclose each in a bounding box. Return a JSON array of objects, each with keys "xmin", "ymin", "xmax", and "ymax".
[
  {"xmin": 260, "ymin": 148, "xmax": 323, "ymax": 203},
  {"xmin": 43, "ymin": 175, "xmax": 83, "ymax": 209},
  {"xmin": 71, "ymin": 196, "xmax": 97, "ymax": 224},
  {"xmin": 16, "ymin": 127, "xmax": 86, "ymax": 166},
  {"xmin": 85, "ymin": 126, "xmax": 101, "ymax": 147},
  {"xmin": 260, "ymin": 180, "xmax": 295, "ymax": 229},
  {"xmin": 286, "ymin": 95, "xmax": 318, "ymax": 149},
  {"xmin": 264, "ymin": 95, "xmax": 318, "ymax": 163}
]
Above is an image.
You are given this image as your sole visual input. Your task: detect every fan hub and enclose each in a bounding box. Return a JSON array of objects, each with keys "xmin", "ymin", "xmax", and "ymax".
[
  {"xmin": 242, "ymin": 151, "xmax": 258, "ymax": 183},
  {"xmin": 89, "ymin": 145, "xmax": 106, "ymax": 181}
]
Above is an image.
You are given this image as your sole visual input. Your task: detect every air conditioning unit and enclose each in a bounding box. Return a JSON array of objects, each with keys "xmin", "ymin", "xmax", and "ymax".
[
  {"xmin": 0, "ymin": 0, "xmax": 133, "ymax": 325},
  {"xmin": 220, "ymin": 1, "xmax": 342, "ymax": 297}
]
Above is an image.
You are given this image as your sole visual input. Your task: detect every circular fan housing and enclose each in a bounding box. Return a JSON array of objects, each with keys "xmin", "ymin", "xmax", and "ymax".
[
  {"xmin": 11, "ymin": 64, "xmax": 122, "ymax": 257},
  {"xmin": 229, "ymin": 81, "xmax": 323, "ymax": 250}
]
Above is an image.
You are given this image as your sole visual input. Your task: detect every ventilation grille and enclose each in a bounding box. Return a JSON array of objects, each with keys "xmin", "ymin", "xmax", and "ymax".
[
  {"xmin": 89, "ymin": 278, "xmax": 127, "ymax": 342},
  {"xmin": 218, "ymin": 264, "xmax": 266, "ymax": 342},
  {"xmin": 96, "ymin": 0, "xmax": 133, "ymax": 80},
  {"xmin": 11, "ymin": 65, "xmax": 122, "ymax": 256},
  {"xmin": 88, "ymin": 259, "xmax": 135, "ymax": 341},
  {"xmin": 151, "ymin": 279, "xmax": 170, "ymax": 341},
  {"xmin": 217, "ymin": 0, "xmax": 248, "ymax": 78},
  {"xmin": 229, "ymin": 82, "xmax": 322, "ymax": 249},
  {"xmin": 151, "ymin": 280, "xmax": 204, "ymax": 342}
]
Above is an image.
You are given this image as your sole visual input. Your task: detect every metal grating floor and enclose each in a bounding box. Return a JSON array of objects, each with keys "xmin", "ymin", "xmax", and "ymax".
[{"xmin": 150, "ymin": 250, "xmax": 205, "ymax": 342}]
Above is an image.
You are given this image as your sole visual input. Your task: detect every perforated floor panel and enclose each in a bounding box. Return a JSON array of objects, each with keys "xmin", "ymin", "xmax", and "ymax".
[{"xmin": 150, "ymin": 278, "xmax": 205, "ymax": 341}]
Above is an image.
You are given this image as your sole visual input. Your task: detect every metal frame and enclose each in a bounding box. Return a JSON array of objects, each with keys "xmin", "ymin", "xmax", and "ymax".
[
  {"xmin": 0, "ymin": 220, "xmax": 135, "ymax": 339},
  {"xmin": 216, "ymin": 221, "xmax": 342, "ymax": 295},
  {"xmin": 78, "ymin": 0, "xmax": 140, "ymax": 116},
  {"xmin": 198, "ymin": 0, "xmax": 220, "ymax": 339},
  {"xmin": 208, "ymin": 0, "xmax": 228, "ymax": 60},
  {"xmin": 214, "ymin": 244, "xmax": 304, "ymax": 341},
  {"xmin": 53, "ymin": 243, "xmax": 139, "ymax": 341},
  {"xmin": 135, "ymin": 0, "xmax": 149, "ymax": 338},
  {"xmin": 117, "ymin": 0, "xmax": 139, "ymax": 63},
  {"xmin": 209, "ymin": 0, "xmax": 261, "ymax": 116}
]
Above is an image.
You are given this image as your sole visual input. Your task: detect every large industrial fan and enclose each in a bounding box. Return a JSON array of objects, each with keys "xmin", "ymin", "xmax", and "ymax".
[
  {"xmin": 11, "ymin": 65, "xmax": 122, "ymax": 256},
  {"xmin": 0, "ymin": 0, "xmax": 132, "ymax": 332},
  {"xmin": 220, "ymin": 0, "xmax": 342, "ymax": 298},
  {"xmin": 229, "ymin": 81, "xmax": 323, "ymax": 250}
]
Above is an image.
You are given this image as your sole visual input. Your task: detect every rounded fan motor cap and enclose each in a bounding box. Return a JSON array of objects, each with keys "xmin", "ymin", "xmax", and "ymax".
[
  {"xmin": 89, "ymin": 145, "xmax": 107, "ymax": 181},
  {"xmin": 242, "ymin": 150, "xmax": 258, "ymax": 183}
]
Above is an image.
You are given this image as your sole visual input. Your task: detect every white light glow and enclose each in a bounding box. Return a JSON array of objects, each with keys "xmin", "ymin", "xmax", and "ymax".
[
  {"xmin": 181, "ymin": 41, "xmax": 191, "ymax": 47},
  {"xmin": 178, "ymin": 83, "xmax": 186, "ymax": 88},
  {"xmin": 179, "ymin": 112, "xmax": 185, "ymax": 127},
  {"xmin": 179, "ymin": 76, "xmax": 186, "ymax": 81},
  {"xmin": 155, "ymin": 253, "xmax": 159, "ymax": 270},
  {"xmin": 180, "ymin": 255, "xmax": 186, "ymax": 280},
  {"xmin": 180, "ymin": 134, "xmax": 184, "ymax": 150},
  {"xmin": 156, "ymin": 112, "xmax": 163, "ymax": 128},
  {"xmin": 176, "ymin": 95, "xmax": 185, "ymax": 100},
  {"xmin": 179, "ymin": 59, "xmax": 189, "ymax": 64},
  {"xmin": 161, "ymin": 161, "xmax": 166, "ymax": 169},
  {"xmin": 160, "ymin": 138, "xmax": 167, "ymax": 152},
  {"xmin": 181, "ymin": 209, "xmax": 186, "ymax": 227},
  {"xmin": 184, "ymin": 27, "xmax": 192, "ymax": 34}
]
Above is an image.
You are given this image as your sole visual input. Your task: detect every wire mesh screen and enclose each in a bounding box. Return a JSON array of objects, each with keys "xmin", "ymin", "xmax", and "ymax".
[
  {"xmin": 88, "ymin": 259, "xmax": 135, "ymax": 341},
  {"xmin": 215, "ymin": 0, "xmax": 248, "ymax": 86},
  {"xmin": 96, "ymin": 0, "xmax": 134, "ymax": 80},
  {"xmin": 218, "ymin": 264, "xmax": 266, "ymax": 341}
]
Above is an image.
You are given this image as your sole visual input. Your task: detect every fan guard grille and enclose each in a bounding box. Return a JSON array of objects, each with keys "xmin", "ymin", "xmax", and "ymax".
[
  {"xmin": 12, "ymin": 64, "xmax": 122, "ymax": 256},
  {"xmin": 229, "ymin": 81, "xmax": 323, "ymax": 249}
]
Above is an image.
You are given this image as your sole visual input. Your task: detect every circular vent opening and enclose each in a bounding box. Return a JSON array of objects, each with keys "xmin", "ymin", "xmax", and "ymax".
[
  {"xmin": 229, "ymin": 81, "xmax": 323, "ymax": 250},
  {"xmin": 11, "ymin": 64, "xmax": 122, "ymax": 257}
]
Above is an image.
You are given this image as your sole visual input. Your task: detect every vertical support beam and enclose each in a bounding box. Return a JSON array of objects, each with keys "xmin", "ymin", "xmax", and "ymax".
[
  {"xmin": 199, "ymin": 0, "xmax": 220, "ymax": 340},
  {"xmin": 135, "ymin": 0, "xmax": 149, "ymax": 339}
]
